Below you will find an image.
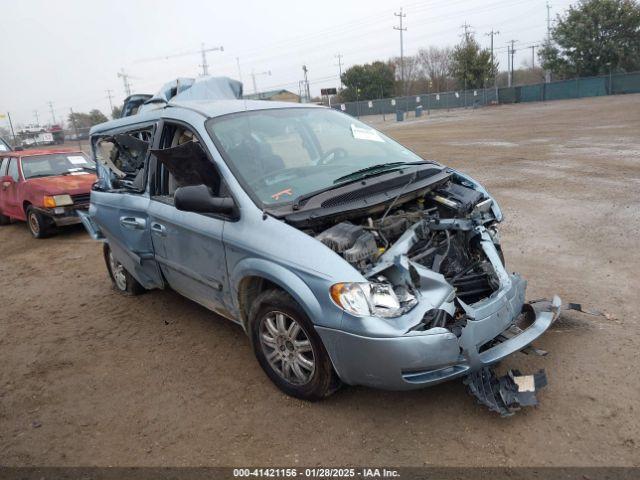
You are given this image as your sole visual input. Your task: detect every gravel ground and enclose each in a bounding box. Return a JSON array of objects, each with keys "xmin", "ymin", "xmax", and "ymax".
[{"xmin": 0, "ymin": 94, "xmax": 639, "ymax": 467}]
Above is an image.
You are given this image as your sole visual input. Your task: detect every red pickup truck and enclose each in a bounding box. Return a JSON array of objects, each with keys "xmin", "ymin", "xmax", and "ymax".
[{"xmin": 0, "ymin": 149, "xmax": 97, "ymax": 238}]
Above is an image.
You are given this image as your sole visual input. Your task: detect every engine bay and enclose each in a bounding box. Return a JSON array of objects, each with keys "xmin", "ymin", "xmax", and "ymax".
[{"xmin": 307, "ymin": 176, "xmax": 504, "ymax": 329}]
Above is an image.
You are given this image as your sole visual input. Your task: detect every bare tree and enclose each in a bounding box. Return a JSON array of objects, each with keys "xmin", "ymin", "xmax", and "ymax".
[
  {"xmin": 389, "ymin": 55, "xmax": 425, "ymax": 96},
  {"xmin": 417, "ymin": 46, "xmax": 453, "ymax": 93}
]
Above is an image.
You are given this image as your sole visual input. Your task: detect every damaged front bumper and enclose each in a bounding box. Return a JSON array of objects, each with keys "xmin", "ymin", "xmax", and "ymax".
[
  {"xmin": 32, "ymin": 204, "xmax": 88, "ymax": 227},
  {"xmin": 317, "ymin": 276, "xmax": 561, "ymax": 391}
]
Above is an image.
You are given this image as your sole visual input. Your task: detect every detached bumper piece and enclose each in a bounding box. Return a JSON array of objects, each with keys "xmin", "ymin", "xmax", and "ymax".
[{"xmin": 463, "ymin": 367, "xmax": 548, "ymax": 417}]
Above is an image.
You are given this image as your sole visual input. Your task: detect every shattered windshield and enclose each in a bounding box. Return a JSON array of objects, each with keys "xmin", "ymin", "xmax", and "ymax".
[
  {"xmin": 206, "ymin": 108, "xmax": 426, "ymax": 205},
  {"xmin": 21, "ymin": 153, "xmax": 95, "ymax": 179}
]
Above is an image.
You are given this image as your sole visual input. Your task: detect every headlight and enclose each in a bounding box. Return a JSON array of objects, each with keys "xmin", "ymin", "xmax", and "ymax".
[
  {"xmin": 330, "ymin": 282, "xmax": 403, "ymax": 318},
  {"xmin": 43, "ymin": 194, "xmax": 73, "ymax": 207}
]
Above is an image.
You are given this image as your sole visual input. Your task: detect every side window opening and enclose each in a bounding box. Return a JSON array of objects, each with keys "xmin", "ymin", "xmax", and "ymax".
[
  {"xmin": 93, "ymin": 126, "xmax": 154, "ymax": 193},
  {"xmin": 7, "ymin": 158, "xmax": 20, "ymax": 181},
  {"xmin": 151, "ymin": 124, "xmax": 223, "ymax": 202}
]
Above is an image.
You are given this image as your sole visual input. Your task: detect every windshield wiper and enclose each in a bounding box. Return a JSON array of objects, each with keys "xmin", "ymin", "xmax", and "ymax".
[
  {"xmin": 332, "ymin": 161, "xmax": 430, "ymax": 184},
  {"xmin": 293, "ymin": 161, "xmax": 432, "ymax": 210}
]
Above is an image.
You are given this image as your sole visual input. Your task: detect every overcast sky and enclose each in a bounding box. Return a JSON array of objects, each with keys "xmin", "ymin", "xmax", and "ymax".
[{"xmin": 1, "ymin": 0, "xmax": 576, "ymax": 127}]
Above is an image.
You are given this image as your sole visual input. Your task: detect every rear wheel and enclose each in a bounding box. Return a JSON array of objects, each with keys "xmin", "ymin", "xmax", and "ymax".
[
  {"xmin": 103, "ymin": 243, "xmax": 145, "ymax": 295},
  {"xmin": 249, "ymin": 289, "xmax": 340, "ymax": 401},
  {"xmin": 26, "ymin": 207, "xmax": 54, "ymax": 238}
]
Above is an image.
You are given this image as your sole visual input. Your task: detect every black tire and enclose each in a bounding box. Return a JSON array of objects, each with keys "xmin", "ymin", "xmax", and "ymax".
[
  {"xmin": 248, "ymin": 289, "xmax": 340, "ymax": 401},
  {"xmin": 0, "ymin": 211, "xmax": 10, "ymax": 225},
  {"xmin": 103, "ymin": 243, "xmax": 145, "ymax": 295},
  {"xmin": 26, "ymin": 206, "xmax": 54, "ymax": 238}
]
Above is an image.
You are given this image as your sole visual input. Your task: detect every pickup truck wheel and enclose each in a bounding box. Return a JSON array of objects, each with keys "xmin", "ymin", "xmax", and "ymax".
[
  {"xmin": 103, "ymin": 244, "xmax": 144, "ymax": 295},
  {"xmin": 26, "ymin": 207, "xmax": 54, "ymax": 238},
  {"xmin": 249, "ymin": 289, "xmax": 340, "ymax": 401}
]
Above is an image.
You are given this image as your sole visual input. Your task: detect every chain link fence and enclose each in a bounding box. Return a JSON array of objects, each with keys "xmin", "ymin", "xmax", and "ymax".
[{"xmin": 332, "ymin": 71, "xmax": 640, "ymax": 118}]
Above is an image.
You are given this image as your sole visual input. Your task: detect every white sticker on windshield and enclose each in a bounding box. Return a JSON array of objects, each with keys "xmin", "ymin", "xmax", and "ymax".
[
  {"xmin": 350, "ymin": 124, "xmax": 384, "ymax": 143},
  {"xmin": 68, "ymin": 155, "xmax": 88, "ymax": 165}
]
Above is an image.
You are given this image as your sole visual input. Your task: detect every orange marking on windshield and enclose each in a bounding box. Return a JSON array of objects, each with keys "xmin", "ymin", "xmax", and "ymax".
[{"xmin": 271, "ymin": 188, "xmax": 293, "ymax": 201}]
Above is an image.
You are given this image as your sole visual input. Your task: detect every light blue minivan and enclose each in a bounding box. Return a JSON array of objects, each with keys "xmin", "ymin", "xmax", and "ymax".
[{"xmin": 80, "ymin": 77, "xmax": 560, "ymax": 408}]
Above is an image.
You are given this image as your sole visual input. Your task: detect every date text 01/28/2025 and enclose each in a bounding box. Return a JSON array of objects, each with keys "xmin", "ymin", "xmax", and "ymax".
[{"xmin": 232, "ymin": 468, "xmax": 400, "ymax": 478}]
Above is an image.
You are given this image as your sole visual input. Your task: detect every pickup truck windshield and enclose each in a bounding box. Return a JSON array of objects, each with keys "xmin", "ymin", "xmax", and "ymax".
[
  {"xmin": 206, "ymin": 108, "xmax": 426, "ymax": 206},
  {"xmin": 21, "ymin": 153, "xmax": 95, "ymax": 179}
]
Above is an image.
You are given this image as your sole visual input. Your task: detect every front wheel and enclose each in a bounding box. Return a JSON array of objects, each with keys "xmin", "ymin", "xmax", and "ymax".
[
  {"xmin": 249, "ymin": 289, "xmax": 340, "ymax": 401},
  {"xmin": 103, "ymin": 243, "xmax": 144, "ymax": 295},
  {"xmin": 0, "ymin": 211, "xmax": 10, "ymax": 225},
  {"xmin": 26, "ymin": 207, "xmax": 54, "ymax": 238}
]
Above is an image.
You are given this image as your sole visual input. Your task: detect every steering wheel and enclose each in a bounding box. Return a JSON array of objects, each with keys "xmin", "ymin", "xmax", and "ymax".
[{"xmin": 317, "ymin": 147, "xmax": 348, "ymax": 165}]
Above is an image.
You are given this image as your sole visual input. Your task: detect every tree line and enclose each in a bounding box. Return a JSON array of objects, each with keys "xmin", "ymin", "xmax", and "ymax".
[{"xmin": 338, "ymin": 0, "xmax": 640, "ymax": 102}]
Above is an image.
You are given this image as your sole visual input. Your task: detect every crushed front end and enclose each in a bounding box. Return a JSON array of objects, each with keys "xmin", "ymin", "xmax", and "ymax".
[{"xmin": 305, "ymin": 171, "xmax": 561, "ymax": 400}]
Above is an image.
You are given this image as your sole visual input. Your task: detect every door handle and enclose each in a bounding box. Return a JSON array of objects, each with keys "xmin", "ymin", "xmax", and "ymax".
[
  {"xmin": 120, "ymin": 216, "xmax": 146, "ymax": 230},
  {"xmin": 151, "ymin": 222, "xmax": 167, "ymax": 236}
]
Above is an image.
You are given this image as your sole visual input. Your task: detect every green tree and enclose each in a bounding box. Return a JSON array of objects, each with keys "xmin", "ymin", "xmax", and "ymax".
[
  {"xmin": 540, "ymin": 0, "xmax": 640, "ymax": 77},
  {"xmin": 67, "ymin": 109, "xmax": 108, "ymax": 129},
  {"xmin": 450, "ymin": 33, "xmax": 495, "ymax": 89},
  {"xmin": 111, "ymin": 105, "xmax": 123, "ymax": 119},
  {"xmin": 340, "ymin": 61, "xmax": 395, "ymax": 101},
  {"xmin": 88, "ymin": 109, "xmax": 108, "ymax": 125}
]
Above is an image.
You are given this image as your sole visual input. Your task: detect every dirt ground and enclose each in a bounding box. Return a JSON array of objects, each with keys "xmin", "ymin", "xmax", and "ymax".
[{"xmin": 1, "ymin": 95, "xmax": 639, "ymax": 467}]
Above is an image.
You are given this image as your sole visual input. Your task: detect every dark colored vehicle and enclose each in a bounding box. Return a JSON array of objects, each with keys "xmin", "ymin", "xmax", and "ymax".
[{"xmin": 0, "ymin": 149, "xmax": 96, "ymax": 237}]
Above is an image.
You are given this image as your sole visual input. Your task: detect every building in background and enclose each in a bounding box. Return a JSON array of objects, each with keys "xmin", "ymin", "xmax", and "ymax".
[{"xmin": 243, "ymin": 89, "xmax": 300, "ymax": 103}]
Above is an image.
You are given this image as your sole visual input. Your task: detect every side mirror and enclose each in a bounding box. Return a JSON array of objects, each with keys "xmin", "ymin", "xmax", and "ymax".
[
  {"xmin": 1, "ymin": 175, "xmax": 14, "ymax": 188},
  {"xmin": 174, "ymin": 184, "xmax": 235, "ymax": 215}
]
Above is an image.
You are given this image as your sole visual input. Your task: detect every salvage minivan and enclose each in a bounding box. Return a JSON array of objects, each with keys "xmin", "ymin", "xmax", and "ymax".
[{"xmin": 80, "ymin": 77, "xmax": 560, "ymax": 408}]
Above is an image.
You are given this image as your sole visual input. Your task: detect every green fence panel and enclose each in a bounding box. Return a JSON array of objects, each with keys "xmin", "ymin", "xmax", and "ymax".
[
  {"xmin": 578, "ymin": 77, "xmax": 607, "ymax": 97},
  {"xmin": 521, "ymin": 84, "xmax": 544, "ymax": 102},
  {"xmin": 612, "ymin": 72, "xmax": 640, "ymax": 94},
  {"xmin": 332, "ymin": 71, "xmax": 640, "ymax": 118},
  {"xmin": 545, "ymin": 79, "xmax": 578, "ymax": 100},
  {"xmin": 498, "ymin": 87, "xmax": 516, "ymax": 104}
]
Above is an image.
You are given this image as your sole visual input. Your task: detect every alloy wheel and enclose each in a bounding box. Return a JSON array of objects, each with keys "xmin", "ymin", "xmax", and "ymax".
[
  {"xmin": 259, "ymin": 311, "xmax": 315, "ymax": 385},
  {"xmin": 109, "ymin": 251, "xmax": 127, "ymax": 291}
]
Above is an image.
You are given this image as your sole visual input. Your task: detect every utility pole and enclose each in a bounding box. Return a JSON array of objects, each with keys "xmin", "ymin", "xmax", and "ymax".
[
  {"xmin": 508, "ymin": 40, "xmax": 517, "ymax": 87},
  {"xmin": 117, "ymin": 69, "xmax": 132, "ymax": 97},
  {"xmin": 335, "ymin": 54, "xmax": 344, "ymax": 89},
  {"xmin": 47, "ymin": 101, "xmax": 56, "ymax": 125},
  {"xmin": 33, "ymin": 110, "xmax": 40, "ymax": 126},
  {"xmin": 531, "ymin": 45, "xmax": 537, "ymax": 69},
  {"xmin": 393, "ymin": 8, "xmax": 407, "ymax": 100},
  {"xmin": 302, "ymin": 65, "xmax": 311, "ymax": 103},
  {"xmin": 251, "ymin": 69, "xmax": 271, "ymax": 95},
  {"xmin": 6, "ymin": 112, "xmax": 17, "ymax": 145},
  {"xmin": 236, "ymin": 57, "xmax": 243, "ymax": 84},
  {"xmin": 486, "ymin": 30, "xmax": 499, "ymax": 89},
  {"xmin": 106, "ymin": 90, "xmax": 114, "ymax": 113},
  {"xmin": 545, "ymin": 1, "xmax": 552, "ymax": 83},
  {"xmin": 460, "ymin": 23, "xmax": 473, "ymax": 107}
]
